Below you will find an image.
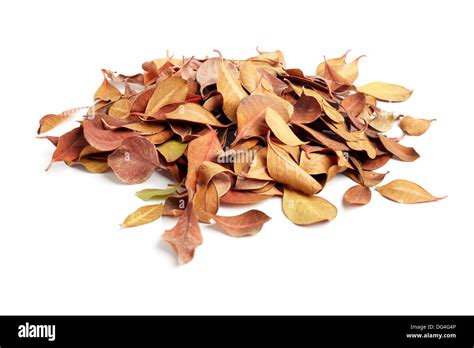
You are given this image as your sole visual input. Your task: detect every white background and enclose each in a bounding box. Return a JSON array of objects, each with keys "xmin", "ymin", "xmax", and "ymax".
[{"xmin": 0, "ymin": 0, "xmax": 473, "ymax": 315}]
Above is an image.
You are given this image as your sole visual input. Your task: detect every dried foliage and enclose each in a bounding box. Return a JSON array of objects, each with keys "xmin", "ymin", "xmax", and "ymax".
[{"xmin": 39, "ymin": 50, "xmax": 445, "ymax": 264}]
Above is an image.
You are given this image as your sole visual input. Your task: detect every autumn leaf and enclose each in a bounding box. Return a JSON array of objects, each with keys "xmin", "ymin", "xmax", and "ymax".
[
  {"xmin": 94, "ymin": 77, "xmax": 122, "ymax": 102},
  {"xmin": 376, "ymin": 179, "xmax": 446, "ymax": 204},
  {"xmin": 343, "ymin": 185, "xmax": 371, "ymax": 205},
  {"xmin": 205, "ymin": 210, "xmax": 271, "ymax": 237},
  {"xmin": 162, "ymin": 202, "xmax": 203, "ymax": 264},
  {"xmin": 38, "ymin": 114, "xmax": 71, "ymax": 134},
  {"xmin": 399, "ymin": 116, "xmax": 435, "ymax": 136},
  {"xmin": 378, "ymin": 135, "xmax": 420, "ymax": 162},
  {"xmin": 108, "ymin": 136, "xmax": 160, "ymax": 184},
  {"xmin": 156, "ymin": 139, "xmax": 188, "ymax": 162},
  {"xmin": 49, "ymin": 127, "xmax": 88, "ymax": 169},
  {"xmin": 165, "ymin": 103, "xmax": 225, "ymax": 127},
  {"xmin": 357, "ymin": 82, "xmax": 412, "ymax": 102},
  {"xmin": 282, "ymin": 187, "xmax": 337, "ymax": 225},
  {"xmin": 136, "ymin": 187, "xmax": 178, "ymax": 201},
  {"xmin": 83, "ymin": 119, "xmax": 136, "ymax": 151},
  {"xmin": 267, "ymin": 136, "xmax": 322, "ymax": 195},
  {"xmin": 121, "ymin": 204, "xmax": 164, "ymax": 227},
  {"xmin": 265, "ymin": 107, "xmax": 306, "ymax": 146},
  {"xmin": 145, "ymin": 76, "xmax": 188, "ymax": 116},
  {"xmin": 216, "ymin": 59, "xmax": 247, "ymax": 122}
]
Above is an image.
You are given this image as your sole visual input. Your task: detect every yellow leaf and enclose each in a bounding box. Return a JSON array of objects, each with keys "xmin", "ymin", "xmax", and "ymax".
[
  {"xmin": 217, "ymin": 60, "xmax": 247, "ymax": 122},
  {"xmin": 145, "ymin": 76, "xmax": 188, "ymax": 116},
  {"xmin": 376, "ymin": 179, "xmax": 446, "ymax": 204},
  {"xmin": 165, "ymin": 103, "xmax": 225, "ymax": 127},
  {"xmin": 94, "ymin": 77, "xmax": 122, "ymax": 102},
  {"xmin": 121, "ymin": 204, "xmax": 164, "ymax": 227},
  {"xmin": 282, "ymin": 187, "xmax": 337, "ymax": 225},
  {"xmin": 108, "ymin": 99, "xmax": 132, "ymax": 118},
  {"xmin": 399, "ymin": 116, "xmax": 435, "ymax": 136},
  {"xmin": 37, "ymin": 114, "xmax": 70, "ymax": 134},
  {"xmin": 267, "ymin": 136, "xmax": 321, "ymax": 195},
  {"xmin": 265, "ymin": 107, "xmax": 306, "ymax": 146},
  {"xmin": 357, "ymin": 82, "xmax": 412, "ymax": 102}
]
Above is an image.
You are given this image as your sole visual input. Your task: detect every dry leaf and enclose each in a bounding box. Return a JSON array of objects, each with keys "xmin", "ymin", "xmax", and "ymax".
[
  {"xmin": 165, "ymin": 103, "xmax": 225, "ymax": 127},
  {"xmin": 376, "ymin": 179, "xmax": 446, "ymax": 204},
  {"xmin": 399, "ymin": 116, "xmax": 434, "ymax": 136},
  {"xmin": 205, "ymin": 210, "xmax": 271, "ymax": 237},
  {"xmin": 38, "ymin": 114, "xmax": 71, "ymax": 134},
  {"xmin": 358, "ymin": 82, "xmax": 412, "ymax": 102},
  {"xmin": 94, "ymin": 77, "xmax": 122, "ymax": 102},
  {"xmin": 162, "ymin": 202, "xmax": 203, "ymax": 264},
  {"xmin": 378, "ymin": 135, "xmax": 420, "ymax": 162},
  {"xmin": 121, "ymin": 204, "xmax": 164, "ymax": 227},
  {"xmin": 108, "ymin": 136, "xmax": 159, "ymax": 184},
  {"xmin": 282, "ymin": 187, "xmax": 337, "ymax": 225},
  {"xmin": 145, "ymin": 76, "xmax": 188, "ymax": 116},
  {"xmin": 217, "ymin": 59, "xmax": 247, "ymax": 121},
  {"xmin": 343, "ymin": 185, "xmax": 371, "ymax": 205},
  {"xmin": 265, "ymin": 107, "xmax": 305, "ymax": 146},
  {"xmin": 267, "ymin": 136, "xmax": 322, "ymax": 195}
]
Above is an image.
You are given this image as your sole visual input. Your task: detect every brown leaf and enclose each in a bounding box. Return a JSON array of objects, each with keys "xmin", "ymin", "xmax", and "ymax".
[
  {"xmin": 49, "ymin": 127, "xmax": 88, "ymax": 168},
  {"xmin": 399, "ymin": 116, "xmax": 434, "ymax": 136},
  {"xmin": 83, "ymin": 119, "xmax": 136, "ymax": 151},
  {"xmin": 378, "ymin": 135, "xmax": 420, "ymax": 162},
  {"xmin": 162, "ymin": 202, "xmax": 203, "ymax": 264},
  {"xmin": 205, "ymin": 210, "xmax": 271, "ymax": 237},
  {"xmin": 185, "ymin": 129, "xmax": 222, "ymax": 193},
  {"xmin": 343, "ymin": 185, "xmax": 371, "ymax": 205},
  {"xmin": 267, "ymin": 136, "xmax": 322, "ymax": 195},
  {"xmin": 221, "ymin": 190, "xmax": 271, "ymax": 204},
  {"xmin": 376, "ymin": 179, "xmax": 446, "ymax": 204},
  {"xmin": 235, "ymin": 95, "xmax": 290, "ymax": 143},
  {"xmin": 107, "ymin": 136, "xmax": 159, "ymax": 184},
  {"xmin": 290, "ymin": 92, "xmax": 322, "ymax": 124}
]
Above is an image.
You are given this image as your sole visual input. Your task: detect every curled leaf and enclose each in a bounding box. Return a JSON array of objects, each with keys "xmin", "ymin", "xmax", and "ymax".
[
  {"xmin": 399, "ymin": 116, "xmax": 434, "ymax": 136},
  {"xmin": 267, "ymin": 136, "xmax": 322, "ymax": 195},
  {"xmin": 217, "ymin": 59, "xmax": 247, "ymax": 121},
  {"xmin": 94, "ymin": 77, "xmax": 122, "ymax": 102},
  {"xmin": 38, "ymin": 114, "xmax": 71, "ymax": 134},
  {"xmin": 378, "ymin": 135, "xmax": 420, "ymax": 162}
]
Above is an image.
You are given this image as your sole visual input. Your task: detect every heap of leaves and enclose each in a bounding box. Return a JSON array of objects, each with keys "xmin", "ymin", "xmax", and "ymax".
[{"xmin": 39, "ymin": 50, "xmax": 445, "ymax": 264}]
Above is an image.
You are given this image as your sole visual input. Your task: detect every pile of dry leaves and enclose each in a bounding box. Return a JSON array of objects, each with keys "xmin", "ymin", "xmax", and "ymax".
[{"xmin": 38, "ymin": 49, "xmax": 445, "ymax": 264}]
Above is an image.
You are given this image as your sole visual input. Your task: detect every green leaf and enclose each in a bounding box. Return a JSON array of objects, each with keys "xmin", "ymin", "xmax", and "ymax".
[{"xmin": 156, "ymin": 139, "xmax": 188, "ymax": 162}]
